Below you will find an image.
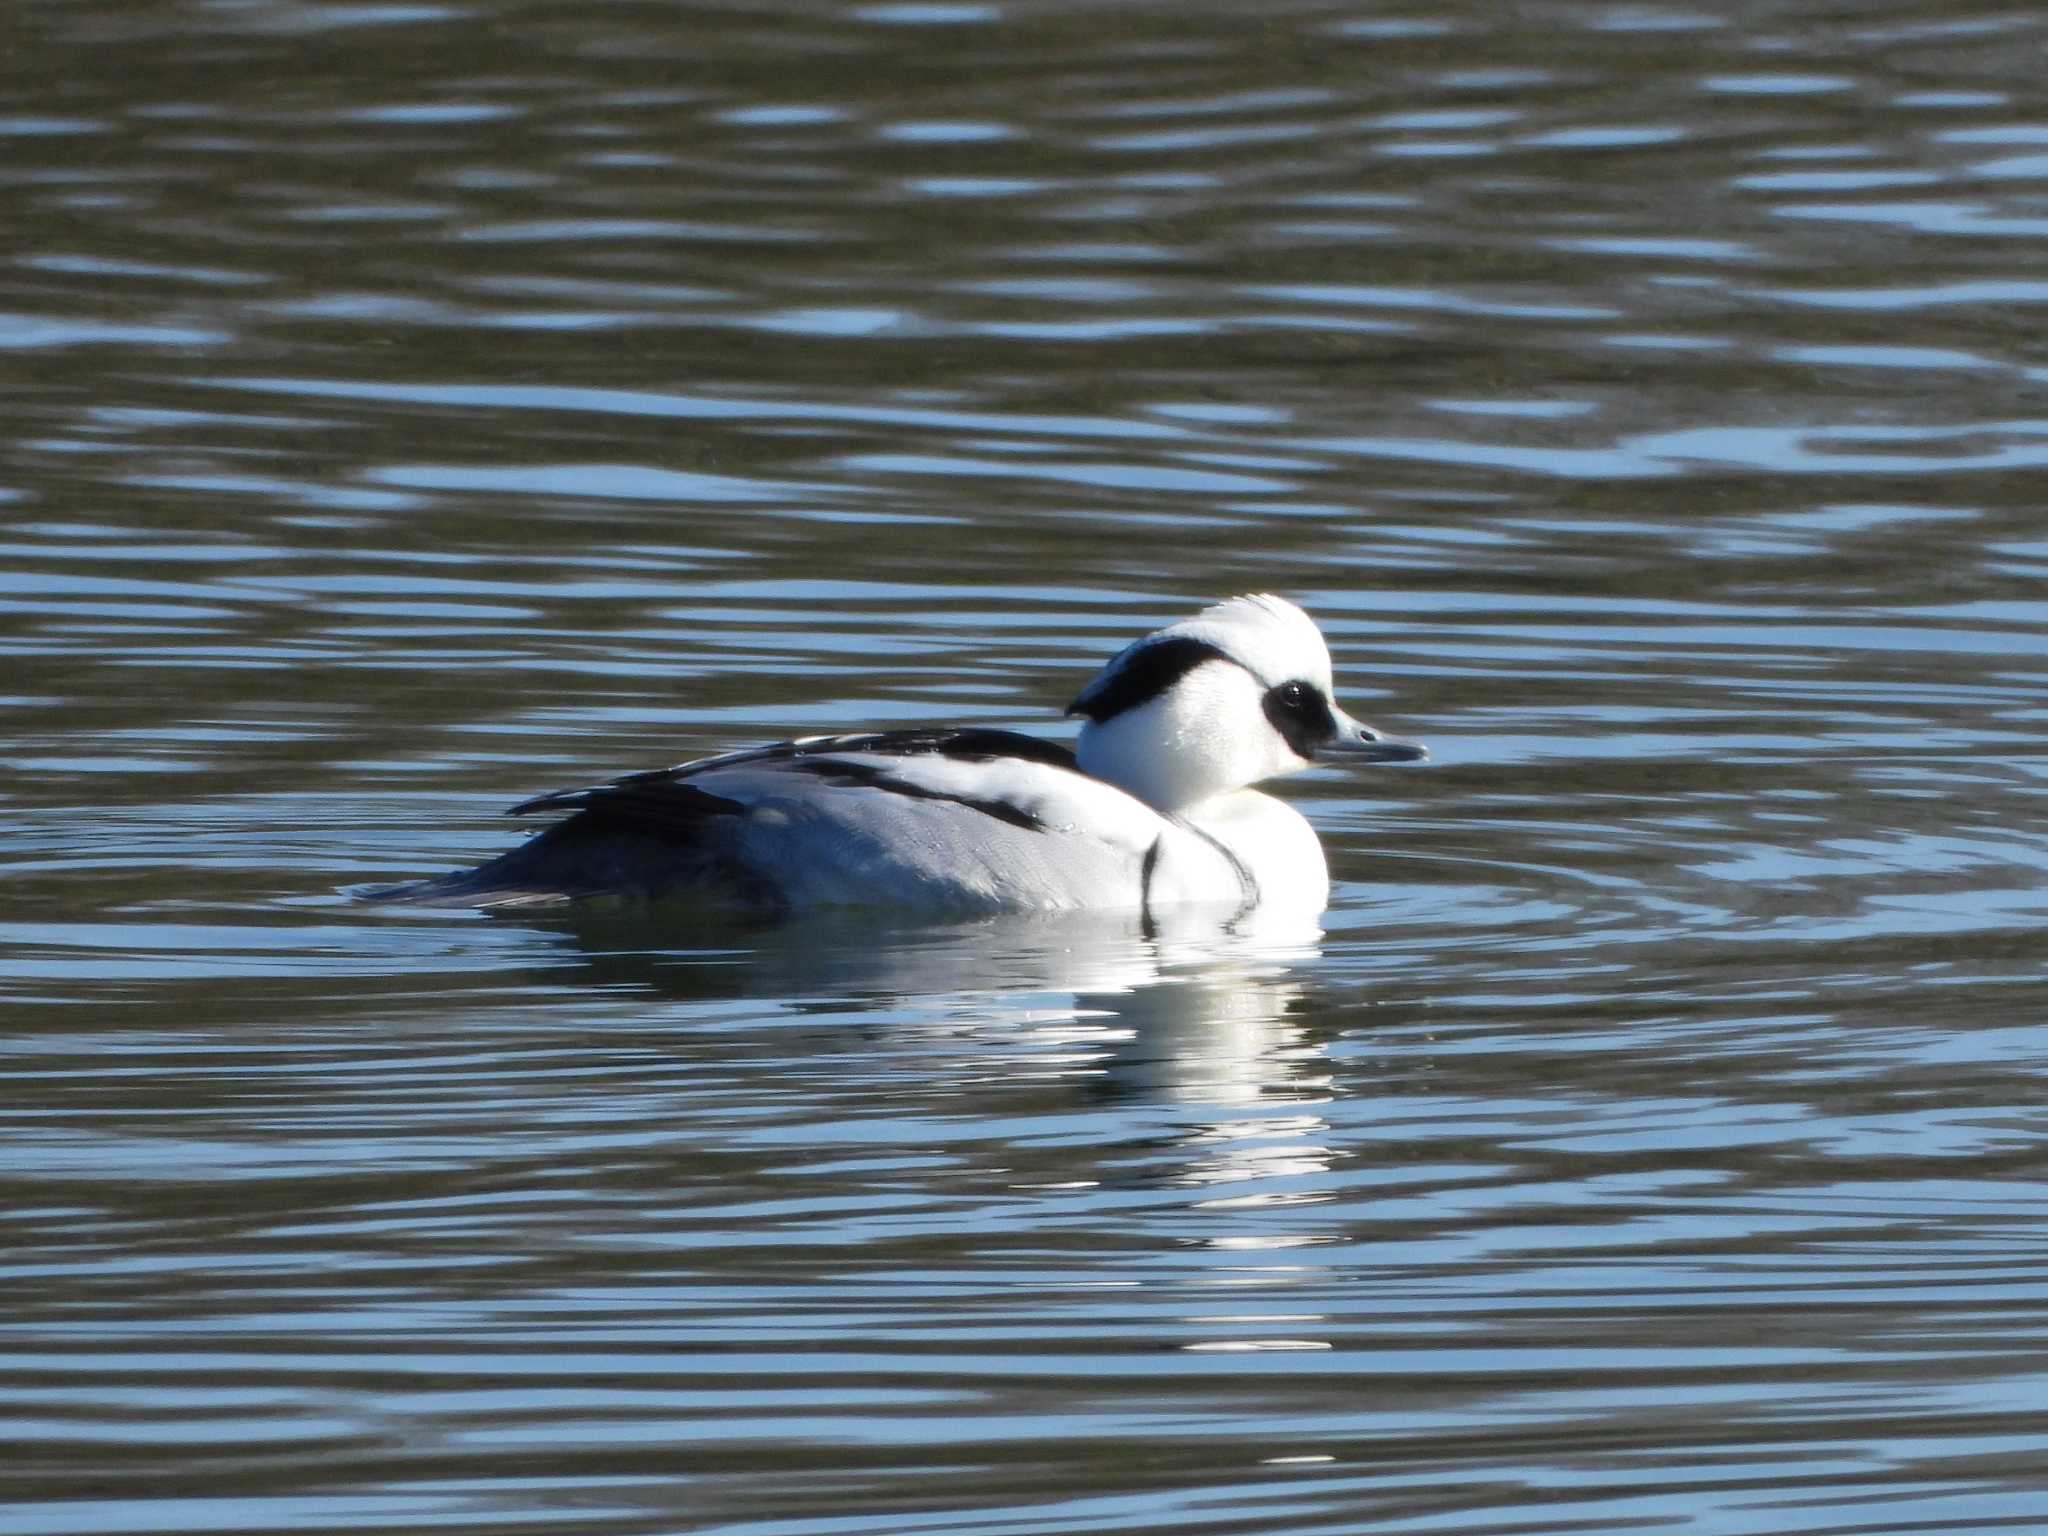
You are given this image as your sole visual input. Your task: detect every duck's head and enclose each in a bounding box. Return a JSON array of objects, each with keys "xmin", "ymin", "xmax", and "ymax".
[{"xmin": 1068, "ymin": 594, "xmax": 1425, "ymax": 811}]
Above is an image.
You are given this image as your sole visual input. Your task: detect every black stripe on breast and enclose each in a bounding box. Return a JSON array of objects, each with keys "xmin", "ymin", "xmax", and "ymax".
[
  {"xmin": 1139, "ymin": 835, "xmax": 1163, "ymax": 940},
  {"xmin": 1169, "ymin": 815, "xmax": 1260, "ymax": 917},
  {"xmin": 1066, "ymin": 636, "xmax": 1232, "ymax": 724}
]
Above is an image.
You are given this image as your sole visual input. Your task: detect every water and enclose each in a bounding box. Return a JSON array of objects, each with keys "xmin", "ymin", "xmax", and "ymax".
[{"xmin": 6, "ymin": 1, "xmax": 2048, "ymax": 1531}]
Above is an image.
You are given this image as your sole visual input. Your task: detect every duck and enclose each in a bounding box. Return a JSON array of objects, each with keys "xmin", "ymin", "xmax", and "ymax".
[{"xmin": 371, "ymin": 594, "xmax": 1425, "ymax": 918}]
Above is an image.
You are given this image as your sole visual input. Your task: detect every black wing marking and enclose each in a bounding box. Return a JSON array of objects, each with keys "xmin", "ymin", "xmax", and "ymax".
[
  {"xmin": 737, "ymin": 728, "xmax": 1079, "ymax": 772},
  {"xmin": 370, "ymin": 778, "xmax": 753, "ymax": 908},
  {"xmin": 510, "ymin": 775, "xmax": 746, "ymax": 827},
  {"xmin": 783, "ymin": 757, "xmax": 1048, "ymax": 831},
  {"xmin": 508, "ymin": 728, "xmax": 1078, "ymax": 833}
]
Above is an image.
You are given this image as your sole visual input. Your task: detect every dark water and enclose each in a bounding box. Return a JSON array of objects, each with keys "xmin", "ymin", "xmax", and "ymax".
[{"xmin": 7, "ymin": 2, "xmax": 2048, "ymax": 1532}]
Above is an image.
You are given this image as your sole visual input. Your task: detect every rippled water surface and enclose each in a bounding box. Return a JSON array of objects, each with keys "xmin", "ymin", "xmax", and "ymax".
[{"xmin": 7, "ymin": 2, "xmax": 2048, "ymax": 1532}]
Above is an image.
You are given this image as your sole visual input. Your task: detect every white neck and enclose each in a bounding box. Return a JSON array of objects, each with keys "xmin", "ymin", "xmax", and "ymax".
[{"xmin": 1074, "ymin": 661, "xmax": 1307, "ymax": 811}]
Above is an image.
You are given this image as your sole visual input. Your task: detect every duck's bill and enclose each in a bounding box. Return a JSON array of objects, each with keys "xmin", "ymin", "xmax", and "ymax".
[{"xmin": 1320, "ymin": 710, "xmax": 1428, "ymax": 764}]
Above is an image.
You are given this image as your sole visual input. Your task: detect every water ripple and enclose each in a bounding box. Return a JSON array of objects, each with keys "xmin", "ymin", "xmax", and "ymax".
[{"xmin": 5, "ymin": 1, "xmax": 2048, "ymax": 1532}]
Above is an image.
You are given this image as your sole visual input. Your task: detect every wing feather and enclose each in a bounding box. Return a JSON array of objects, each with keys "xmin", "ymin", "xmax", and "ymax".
[{"xmin": 379, "ymin": 728, "xmax": 1193, "ymax": 912}]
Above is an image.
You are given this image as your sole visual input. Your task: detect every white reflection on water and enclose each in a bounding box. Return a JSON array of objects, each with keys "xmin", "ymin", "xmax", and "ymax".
[
  {"xmin": 469, "ymin": 899, "xmax": 1353, "ymax": 1272},
  {"xmin": 546, "ymin": 897, "xmax": 1332, "ymax": 1108}
]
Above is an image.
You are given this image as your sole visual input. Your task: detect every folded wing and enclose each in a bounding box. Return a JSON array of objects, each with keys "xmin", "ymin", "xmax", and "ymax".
[{"xmin": 373, "ymin": 729, "xmax": 1171, "ymax": 914}]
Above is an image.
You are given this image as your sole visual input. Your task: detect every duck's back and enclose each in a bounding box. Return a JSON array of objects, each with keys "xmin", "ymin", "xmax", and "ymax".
[{"xmin": 375, "ymin": 729, "xmax": 1247, "ymax": 916}]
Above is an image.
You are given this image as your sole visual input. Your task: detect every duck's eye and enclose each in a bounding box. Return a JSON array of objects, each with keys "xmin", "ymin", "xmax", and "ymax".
[{"xmin": 1261, "ymin": 679, "xmax": 1334, "ymax": 757}]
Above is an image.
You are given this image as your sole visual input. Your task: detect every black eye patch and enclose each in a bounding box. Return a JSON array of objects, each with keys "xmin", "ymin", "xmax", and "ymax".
[{"xmin": 1261, "ymin": 679, "xmax": 1337, "ymax": 757}]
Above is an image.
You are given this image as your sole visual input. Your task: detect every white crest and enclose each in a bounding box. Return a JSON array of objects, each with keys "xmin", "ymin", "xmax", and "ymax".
[{"xmin": 1158, "ymin": 593, "xmax": 1335, "ymax": 692}]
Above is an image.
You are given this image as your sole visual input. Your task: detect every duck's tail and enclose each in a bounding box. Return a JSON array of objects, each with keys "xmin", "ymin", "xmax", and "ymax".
[{"xmin": 360, "ymin": 813, "xmax": 781, "ymax": 916}]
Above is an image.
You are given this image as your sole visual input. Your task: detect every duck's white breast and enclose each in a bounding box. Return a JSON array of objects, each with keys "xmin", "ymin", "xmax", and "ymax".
[{"xmin": 1172, "ymin": 790, "xmax": 1330, "ymax": 914}]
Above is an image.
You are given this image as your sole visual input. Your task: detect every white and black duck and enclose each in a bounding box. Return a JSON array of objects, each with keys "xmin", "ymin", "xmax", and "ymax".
[{"xmin": 372, "ymin": 594, "xmax": 1425, "ymax": 918}]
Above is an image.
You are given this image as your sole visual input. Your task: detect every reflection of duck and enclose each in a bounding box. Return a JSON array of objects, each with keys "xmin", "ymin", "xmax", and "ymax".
[
  {"xmin": 374, "ymin": 595, "xmax": 1424, "ymax": 917},
  {"xmin": 512, "ymin": 898, "xmax": 1334, "ymax": 1109},
  {"xmin": 1085, "ymin": 963, "xmax": 1320, "ymax": 1108}
]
